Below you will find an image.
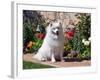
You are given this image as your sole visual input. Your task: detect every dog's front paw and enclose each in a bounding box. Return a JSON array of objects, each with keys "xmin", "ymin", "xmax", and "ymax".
[
  {"xmin": 52, "ymin": 60, "xmax": 56, "ymax": 63},
  {"xmin": 51, "ymin": 54, "xmax": 56, "ymax": 62},
  {"xmin": 61, "ymin": 59, "xmax": 65, "ymax": 62},
  {"xmin": 51, "ymin": 58, "xmax": 56, "ymax": 63},
  {"xmin": 41, "ymin": 58, "xmax": 47, "ymax": 62}
]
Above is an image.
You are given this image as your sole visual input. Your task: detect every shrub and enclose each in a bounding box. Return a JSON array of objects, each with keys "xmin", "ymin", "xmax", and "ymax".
[
  {"xmin": 65, "ymin": 13, "xmax": 91, "ymax": 60},
  {"xmin": 23, "ymin": 10, "xmax": 47, "ymax": 53}
]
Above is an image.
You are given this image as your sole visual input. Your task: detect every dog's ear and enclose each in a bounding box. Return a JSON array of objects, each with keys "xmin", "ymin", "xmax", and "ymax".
[
  {"xmin": 57, "ymin": 19, "xmax": 62, "ymax": 26},
  {"xmin": 50, "ymin": 23, "xmax": 52, "ymax": 27},
  {"xmin": 47, "ymin": 20, "xmax": 53, "ymax": 27},
  {"xmin": 59, "ymin": 22, "xmax": 63, "ymax": 28},
  {"xmin": 59, "ymin": 22, "xmax": 62, "ymax": 26},
  {"xmin": 49, "ymin": 22, "xmax": 53, "ymax": 27}
]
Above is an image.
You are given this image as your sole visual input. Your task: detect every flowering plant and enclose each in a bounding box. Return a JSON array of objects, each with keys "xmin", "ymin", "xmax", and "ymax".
[
  {"xmin": 37, "ymin": 33, "xmax": 45, "ymax": 40},
  {"xmin": 64, "ymin": 13, "xmax": 91, "ymax": 60}
]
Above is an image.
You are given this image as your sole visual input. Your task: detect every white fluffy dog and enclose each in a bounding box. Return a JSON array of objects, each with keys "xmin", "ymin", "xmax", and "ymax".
[{"xmin": 33, "ymin": 20, "xmax": 64, "ymax": 62}]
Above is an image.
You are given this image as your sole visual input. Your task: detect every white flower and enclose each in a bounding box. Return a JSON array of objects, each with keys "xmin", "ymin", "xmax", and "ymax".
[
  {"xmin": 36, "ymin": 25, "xmax": 41, "ymax": 32},
  {"xmin": 88, "ymin": 37, "xmax": 91, "ymax": 41},
  {"xmin": 82, "ymin": 39, "xmax": 86, "ymax": 43},
  {"xmin": 84, "ymin": 41, "xmax": 90, "ymax": 46}
]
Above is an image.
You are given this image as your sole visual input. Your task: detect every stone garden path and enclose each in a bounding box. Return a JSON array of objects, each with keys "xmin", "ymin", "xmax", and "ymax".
[{"xmin": 23, "ymin": 53, "xmax": 91, "ymax": 68}]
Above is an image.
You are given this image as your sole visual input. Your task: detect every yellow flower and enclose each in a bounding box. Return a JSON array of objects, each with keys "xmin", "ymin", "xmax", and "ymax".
[
  {"xmin": 32, "ymin": 42, "xmax": 36, "ymax": 45},
  {"xmin": 64, "ymin": 46, "xmax": 66, "ymax": 49},
  {"xmin": 27, "ymin": 41, "xmax": 33, "ymax": 48}
]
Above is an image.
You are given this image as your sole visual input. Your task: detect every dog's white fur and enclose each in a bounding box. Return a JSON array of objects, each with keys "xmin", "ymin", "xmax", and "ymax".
[{"xmin": 33, "ymin": 20, "xmax": 64, "ymax": 62}]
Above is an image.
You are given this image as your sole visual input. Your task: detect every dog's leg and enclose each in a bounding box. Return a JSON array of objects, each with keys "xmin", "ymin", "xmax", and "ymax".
[
  {"xmin": 60, "ymin": 49, "xmax": 64, "ymax": 62},
  {"xmin": 51, "ymin": 53, "xmax": 56, "ymax": 62}
]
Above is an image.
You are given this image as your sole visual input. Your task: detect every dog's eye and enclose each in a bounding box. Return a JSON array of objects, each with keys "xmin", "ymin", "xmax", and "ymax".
[
  {"xmin": 57, "ymin": 27, "xmax": 59, "ymax": 29},
  {"xmin": 59, "ymin": 22, "xmax": 62, "ymax": 26}
]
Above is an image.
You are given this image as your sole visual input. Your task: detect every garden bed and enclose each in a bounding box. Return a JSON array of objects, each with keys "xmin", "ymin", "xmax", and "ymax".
[{"xmin": 23, "ymin": 53, "xmax": 91, "ymax": 69}]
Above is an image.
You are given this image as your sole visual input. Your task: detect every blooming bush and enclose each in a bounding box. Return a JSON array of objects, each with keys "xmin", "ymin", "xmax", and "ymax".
[
  {"xmin": 64, "ymin": 13, "xmax": 91, "ymax": 60},
  {"xmin": 23, "ymin": 10, "xmax": 47, "ymax": 53}
]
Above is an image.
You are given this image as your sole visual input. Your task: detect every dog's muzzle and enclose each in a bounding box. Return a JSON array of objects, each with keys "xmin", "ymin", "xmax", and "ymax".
[
  {"xmin": 52, "ymin": 30, "xmax": 59, "ymax": 36},
  {"xmin": 56, "ymin": 31, "xmax": 59, "ymax": 35}
]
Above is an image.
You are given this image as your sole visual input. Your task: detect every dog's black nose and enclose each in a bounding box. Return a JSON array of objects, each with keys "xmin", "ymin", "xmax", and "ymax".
[{"xmin": 56, "ymin": 31, "xmax": 59, "ymax": 35}]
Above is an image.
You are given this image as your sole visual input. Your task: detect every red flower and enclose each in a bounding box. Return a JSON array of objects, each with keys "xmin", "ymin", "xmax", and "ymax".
[
  {"xmin": 37, "ymin": 33, "xmax": 45, "ymax": 40},
  {"xmin": 65, "ymin": 31, "xmax": 75, "ymax": 39}
]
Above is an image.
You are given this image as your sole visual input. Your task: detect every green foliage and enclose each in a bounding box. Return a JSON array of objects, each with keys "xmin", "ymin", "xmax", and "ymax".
[
  {"xmin": 76, "ymin": 13, "xmax": 91, "ymax": 39},
  {"xmin": 23, "ymin": 22, "xmax": 35, "ymax": 46},
  {"xmin": 31, "ymin": 39, "xmax": 43, "ymax": 53},
  {"xmin": 23, "ymin": 10, "xmax": 47, "ymax": 53},
  {"xmin": 24, "ymin": 38, "xmax": 43, "ymax": 53}
]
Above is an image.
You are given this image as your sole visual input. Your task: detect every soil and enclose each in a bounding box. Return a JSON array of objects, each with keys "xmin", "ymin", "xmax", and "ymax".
[{"xmin": 23, "ymin": 53, "xmax": 91, "ymax": 68}]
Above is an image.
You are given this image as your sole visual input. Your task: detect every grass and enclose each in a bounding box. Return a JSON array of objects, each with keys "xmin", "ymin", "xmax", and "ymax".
[{"xmin": 23, "ymin": 61, "xmax": 55, "ymax": 69}]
